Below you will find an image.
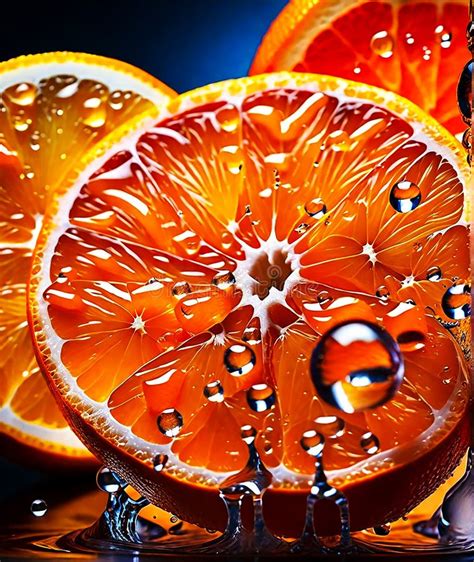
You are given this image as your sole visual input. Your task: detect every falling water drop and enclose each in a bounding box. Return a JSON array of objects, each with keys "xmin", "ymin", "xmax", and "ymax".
[
  {"xmin": 247, "ymin": 384, "xmax": 276, "ymax": 412},
  {"xmin": 204, "ymin": 380, "xmax": 225, "ymax": 403},
  {"xmin": 96, "ymin": 467, "xmax": 126, "ymax": 493},
  {"xmin": 426, "ymin": 266, "xmax": 442, "ymax": 281},
  {"xmin": 389, "ymin": 180, "xmax": 421, "ymax": 213},
  {"xmin": 304, "ymin": 198, "xmax": 327, "ymax": 219},
  {"xmin": 224, "ymin": 343, "xmax": 256, "ymax": 376},
  {"xmin": 30, "ymin": 499, "xmax": 48, "ymax": 517},
  {"xmin": 370, "ymin": 31, "xmax": 394, "ymax": 58},
  {"xmin": 310, "ymin": 320, "xmax": 404, "ymax": 414},
  {"xmin": 441, "ymin": 282, "xmax": 471, "ymax": 320},
  {"xmin": 157, "ymin": 408, "xmax": 183, "ymax": 437},
  {"xmin": 360, "ymin": 432, "xmax": 380, "ymax": 455}
]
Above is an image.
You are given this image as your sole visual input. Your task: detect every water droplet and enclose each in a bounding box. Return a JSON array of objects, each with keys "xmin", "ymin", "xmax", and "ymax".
[
  {"xmin": 172, "ymin": 281, "xmax": 191, "ymax": 299},
  {"xmin": 204, "ymin": 380, "xmax": 225, "ymax": 403},
  {"xmin": 157, "ymin": 408, "xmax": 183, "ymax": 438},
  {"xmin": 170, "ymin": 515, "xmax": 179, "ymax": 524},
  {"xmin": 109, "ymin": 91, "xmax": 125, "ymax": 111},
  {"xmin": 153, "ymin": 453, "xmax": 168, "ymax": 472},
  {"xmin": 96, "ymin": 467, "xmax": 126, "ymax": 493},
  {"xmin": 224, "ymin": 343, "xmax": 256, "ymax": 376},
  {"xmin": 435, "ymin": 26, "xmax": 452, "ymax": 48},
  {"xmin": 405, "ymin": 32, "xmax": 415, "ymax": 45},
  {"xmin": 241, "ymin": 424, "xmax": 257, "ymax": 444},
  {"xmin": 211, "ymin": 270, "xmax": 236, "ymax": 290},
  {"xmin": 353, "ymin": 66, "xmax": 362, "ymax": 75},
  {"xmin": 360, "ymin": 431, "xmax": 380, "ymax": 455},
  {"xmin": 374, "ymin": 523, "xmax": 391, "ymax": 535},
  {"xmin": 295, "ymin": 222, "xmax": 309, "ymax": 234},
  {"xmin": 219, "ymin": 145, "xmax": 243, "ymax": 174},
  {"xmin": 247, "ymin": 384, "xmax": 276, "ymax": 412},
  {"xmin": 376, "ymin": 285, "xmax": 390, "ymax": 302},
  {"xmin": 317, "ymin": 290, "xmax": 333, "ymax": 309},
  {"xmin": 82, "ymin": 97, "xmax": 106, "ymax": 128},
  {"xmin": 442, "ymin": 282, "xmax": 471, "ymax": 320},
  {"xmin": 12, "ymin": 115, "xmax": 31, "ymax": 132},
  {"xmin": 370, "ymin": 31, "xmax": 394, "ymax": 58},
  {"xmin": 457, "ymin": 61, "xmax": 472, "ymax": 123},
  {"xmin": 389, "ymin": 180, "xmax": 421, "ymax": 213},
  {"xmin": 242, "ymin": 324, "xmax": 261, "ymax": 345},
  {"xmin": 327, "ymin": 130, "xmax": 352, "ymax": 152},
  {"xmin": 304, "ymin": 198, "xmax": 327, "ymax": 219},
  {"xmin": 314, "ymin": 416, "xmax": 345, "ymax": 438},
  {"xmin": 427, "ymin": 266, "xmax": 442, "ymax": 282},
  {"xmin": 300, "ymin": 430, "xmax": 325, "ymax": 457},
  {"xmin": 310, "ymin": 320, "xmax": 404, "ymax": 414},
  {"xmin": 30, "ymin": 499, "xmax": 47, "ymax": 517}
]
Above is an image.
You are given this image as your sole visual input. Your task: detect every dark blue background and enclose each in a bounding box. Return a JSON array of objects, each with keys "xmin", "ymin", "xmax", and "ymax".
[
  {"xmin": 0, "ymin": 0, "xmax": 287, "ymax": 94},
  {"xmin": 0, "ymin": 0, "xmax": 287, "ymax": 501}
]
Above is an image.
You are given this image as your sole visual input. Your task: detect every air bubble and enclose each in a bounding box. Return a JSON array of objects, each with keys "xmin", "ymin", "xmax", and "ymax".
[
  {"xmin": 157, "ymin": 408, "xmax": 183, "ymax": 438},
  {"xmin": 389, "ymin": 180, "xmax": 421, "ymax": 213},
  {"xmin": 310, "ymin": 320, "xmax": 404, "ymax": 414},
  {"xmin": 247, "ymin": 384, "xmax": 276, "ymax": 412}
]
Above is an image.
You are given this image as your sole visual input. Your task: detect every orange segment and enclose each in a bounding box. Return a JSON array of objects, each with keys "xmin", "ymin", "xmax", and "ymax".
[
  {"xmin": 250, "ymin": 0, "xmax": 469, "ymax": 135},
  {"xmin": 30, "ymin": 73, "xmax": 470, "ymax": 534},
  {"xmin": 0, "ymin": 52, "xmax": 175, "ymax": 464}
]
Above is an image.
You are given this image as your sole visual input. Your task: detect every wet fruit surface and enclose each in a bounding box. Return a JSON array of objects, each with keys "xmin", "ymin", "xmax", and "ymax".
[{"xmin": 30, "ymin": 74, "xmax": 470, "ymax": 534}]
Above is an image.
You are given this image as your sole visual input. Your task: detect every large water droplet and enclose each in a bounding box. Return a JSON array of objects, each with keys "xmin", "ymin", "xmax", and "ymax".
[
  {"xmin": 442, "ymin": 282, "xmax": 471, "ymax": 320},
  {"xmin": 370, "ymin": 31, "xmax": 394, "ymax": 58},
  {"xmin": 247, "ymin": 384, "xmax": 276, "ymax": 413},
  {"xmin": 204, "ymin": 380, "xmax": 225, "ymax": 403},
  {"xmin": 96, "ymin": 467, "xmax": 126, "ymax": 493},
  {"xmin": 30, "ymin": 499, "xmax": 48, "ymax": 517},
  {"xmin": 157, "ymin": 408, "xmax": 183, "ymax": 437},
  {"xmin": 314, "ymin": 416, "xmax": 345, "ymax": 438},
  {"xmin": 310, "ymin": 320, "xmax": 404, "ymax": 414},
  {"xmin": 224, "ymin": 343, "xmax": 256, "ymax": 376},
  {"xmin": 300, "ymin": 430, "xmax": 325, "ymax": 457},
  {"xmin": 389, "ymin": 180, "xmax": 421, "ymax": 213},
  {"xmin": 427, "ymin": 266, "xmax": 442, "ymax": 281},
  {"xmin": 360, "ymin": 431, "xmax": 380, "ymax": 454},
  {"xmin": 212, "ymin": 270, "xmax": 236, "ymax": 290},
  {"xmin": 153, "ymin": 453, "xmax": 168, "ymax": 472},
  {"xmin": 304, "ymin": 198, "xmax": 327, "ymax": 219}
]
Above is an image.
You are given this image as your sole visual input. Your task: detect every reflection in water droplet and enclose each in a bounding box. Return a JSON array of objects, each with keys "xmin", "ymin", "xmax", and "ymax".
[
  {"xmin": 247, "ymin": 384, "xmax": 275, "ymax": 413},
  {"xmin": 300, "ymin": 430, "xmax": 325, "ymax": 457},
  {"xmin": 314, "ymin": 416, "xmax": 345, "ymax": 438},
  {"xmin": 427, "ymin": 266, "xmax": 442, "ymax": 281},
  {"xmin": 360, "ymin": 431, "xmax": 380, "ymax": 455},
  {"xmin": 304, "ymin": 198, "xmax": 327, "ymax": 219},
  {"xmin": 370, "ymin": 31, "xmax": 394, "ymax": 58},
  {"xmin": 204, "ymin": 380, "xmax": 225, "ymax": 403},
  {"xmin": 96, "ymin": 467, "xmax": 126, "ymax": 493},
  {"xmin": 157, "ymin": 408, "xmax": 183, "ymax": 437},
  {"xmin": 390, "ymin": 181, "xmax": 421, "ymax": 213},
  {"xmin": 30, "ymin": 499, "xmax": 48, "ymax": 517},
  {"xmin": 311, "ymin": 320, "xmax": 404, "ymax": 414},
  {"xmin": 212, "ymin": 270, "xmax": 236, "ymax": 290},
  {"xmin": 172, "ymin": 281, "xmax": 191, "ymax": 299},
  {"xmin": 224, "ymin": 343, "xmax": 256, "ymax": 377},
  {"xmin": 153, "ymin": 453, "xmax": 168, "ymax": 472},
  {"xmin": 376, "ymin": 286, "xmax": 390, "ymax": 302},
  {"xmin": 442, "ymin": 283, "xmax": 471, "ymax": 320}
]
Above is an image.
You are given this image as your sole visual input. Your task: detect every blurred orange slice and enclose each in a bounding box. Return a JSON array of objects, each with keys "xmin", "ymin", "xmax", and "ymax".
[
  {"xmin": 250, "ymin": 0, "xmax": 469, "ymax": 135},
  {"xmin": 0, "ymin": 52, "xmax": 175, "ymax": 466},
  {"xmin": 30, "ymin": 73, "xmax": 470, "ymax": 534}
]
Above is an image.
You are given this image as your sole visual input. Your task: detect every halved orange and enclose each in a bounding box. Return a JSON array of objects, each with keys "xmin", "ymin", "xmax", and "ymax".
[
  {"xmin": 29, "ymin": 73, "xmax": 470, "ymax": 535},
  {"xmin": 0, "ymin": 52, "xmax": 175, "ymax": 466},
  {"xmin": 250, "ymin": 0, "xmax": 469, "ymax": 135}
]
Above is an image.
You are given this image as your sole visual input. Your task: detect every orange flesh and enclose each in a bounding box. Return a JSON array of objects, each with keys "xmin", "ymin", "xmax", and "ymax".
[
  {"xmin": 39, "ymin": 82, "xmax": 469, "ymax": 479},
  {"xmin": 0, "ymin": 58, "xmax": 172, "ymax": 457},
  {"xmin": 250, "ymin": 0, "xmax": 468, "ymax": 135}
]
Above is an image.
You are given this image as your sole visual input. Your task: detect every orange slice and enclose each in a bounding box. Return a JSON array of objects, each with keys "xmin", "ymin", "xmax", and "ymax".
[
  {"xmin": 0, "ymin": 52, "xmax": 175, "ymax": 466},
  {"xmin": 250, "ymin": 0, "xmax": 469, "ymax": 135},
  {"xmin": 30, "ymin": 73, "xmax": 470, "ymax": 534}
]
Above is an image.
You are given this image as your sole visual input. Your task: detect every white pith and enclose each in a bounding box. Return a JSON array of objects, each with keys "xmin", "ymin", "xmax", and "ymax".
[
  {"xmin": 0, "ymin": 55, "xmax": 174, "ymax": 454},
  {"xmin": 33, "ymin": 74, "xmax": 469, "ymax": 488}
]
